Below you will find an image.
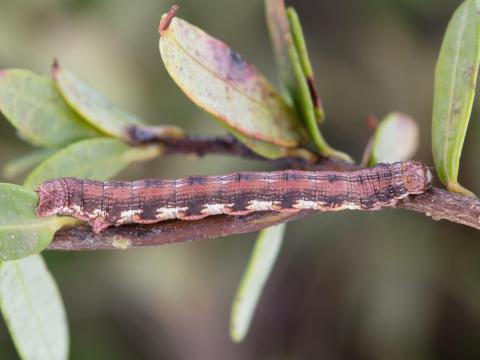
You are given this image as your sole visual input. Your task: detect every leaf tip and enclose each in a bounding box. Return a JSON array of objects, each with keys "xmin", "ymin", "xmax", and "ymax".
[
  {"xmin": 366, "ymin": 114, "xmax": 379, "ymax": 130},
  {"xmin": 159, "ymin": 5, "xmax": 179, "ymax": 35},
  {"xmin": 229, "ymin": 324, "xmax": 245, "ymax": 343},
  {"xmin": 51, "ymin": 58, "xmax": 60, "ymax": 77}
]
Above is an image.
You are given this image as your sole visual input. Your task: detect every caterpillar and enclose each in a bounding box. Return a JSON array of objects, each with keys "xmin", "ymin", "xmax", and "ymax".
[{"xmin": 36, "ymin": 161, "xmax": 431, "ymax": 233}]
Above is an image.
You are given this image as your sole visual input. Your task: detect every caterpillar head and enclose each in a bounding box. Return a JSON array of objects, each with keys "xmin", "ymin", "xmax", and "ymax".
[
  {"xmin": 401, "ymin": 161, "xmax": 432, "ymax": 195},
  {"xmin": 36, "ymin": 179, "xmax": 67, "ymax": 217}
]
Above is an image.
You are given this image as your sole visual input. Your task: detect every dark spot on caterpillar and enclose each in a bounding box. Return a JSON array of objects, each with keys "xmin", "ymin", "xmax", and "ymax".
[
  {"xmin": 360, "ymin": 197, "xmax": 376, "ymax": 210},
  {"xmin": 182, "ymin": 198, "xmax": 206, "ymax": 218},
  {"xmin": 189, "ymin": 176, "xmax": 209, "ymax": 185},
  {"xmin": 326, "ymin": 174, "xmax": 342, "ymax": 183},
  {"xmin": 232, "ymin": 194, "xmax": 250, "ymax": 213},
  {"xmin": 324, "ymin": 194, "xmax": 347, "ymax": 208},
  {"xmin": 141, "ymin": 203, "xmax": 159, "ymax": 221},
  {"xmin": 285, "ymin": 171, "xmax": 306, "ymax": 182}
]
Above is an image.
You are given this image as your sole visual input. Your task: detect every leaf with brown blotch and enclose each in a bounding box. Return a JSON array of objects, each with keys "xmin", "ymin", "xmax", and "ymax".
[{"xmin": 159, "ymin": 7, "xmax": 307, "ymax": 150}]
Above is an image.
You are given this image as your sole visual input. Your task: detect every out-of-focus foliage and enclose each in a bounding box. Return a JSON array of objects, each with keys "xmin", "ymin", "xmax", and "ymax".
[
  {"xmin": 369, "ymin": 112, "xmax": 419, "ymax": 165},
  {"xmin": 230, "ymin": 223, "xmax": 285, "ymax": 343},
  {"xmin": 53, "ymin": 62, "xmax": 142, "ymax": 140},
  {"xmin": 0, "ymin": 70, "xmax": 100, "ymax": 147},
  {"xmin": 24, "ymin": 138, "xmax": 161, "ymax": 188},
  {"xmin": 0, "ymin": 255, "xmax": 69, "ymax": 360}
]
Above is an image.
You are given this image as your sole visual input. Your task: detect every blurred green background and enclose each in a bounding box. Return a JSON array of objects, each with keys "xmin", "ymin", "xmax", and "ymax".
[{"xmin": 1, "ymin": 0, "xmax": 480, "ymax": 359}]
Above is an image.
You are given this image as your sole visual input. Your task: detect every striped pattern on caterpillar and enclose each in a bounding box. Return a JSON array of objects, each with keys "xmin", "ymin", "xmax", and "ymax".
[{"xmin": 36, "ymin": 161, "xmax": 431, "ymax": 233}]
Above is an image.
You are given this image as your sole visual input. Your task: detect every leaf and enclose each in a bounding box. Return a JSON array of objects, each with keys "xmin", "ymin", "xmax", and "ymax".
[
  {"xmin": 0, "ymin": 183, "xmax": 74, "ymax": 260},
  {"xmin": 265, "ymin": 0, "xmax": 295, "ymax": 102},
  {"xmin": 0, "ymin": 69, "xmax": 100, "ymax": 147},
  {"xmin": 218, "ymin": 121, "xmax": 316, "ymax": 160},
  {"xmin": 2, "ymin": 149, "xmax": 57, "ymax": 180},
  {"xmin": 265, "ymin": 0, "xmax": 352, "ymax": 162},
  {"xmin": 159, "ymin": 9, "xmax": 306, "ymax": 149},
  {"xmin": 369, "ymin": 112, "xmax": 420, "ymax": 165},
  {"xmin": 432, "ymin": 0, "xmax": 480, "ymax": 196},
  {"xmin": 230, "ymin": 223, "xmax": 286, "ymax": 343},
  {"xmin": 53, "ymin": 61, "xmax": 174, "ymax": 143},
  {"xmin": 287, "ymin": 7, "xmax": 325, "ymax": 122},
  {"xmin": 24, "ymin": 138, "xmax": 161, "ymax": 188},
  {"xmin": 0, "ymin": 255, "xmax": 69, "ymax": 360}
]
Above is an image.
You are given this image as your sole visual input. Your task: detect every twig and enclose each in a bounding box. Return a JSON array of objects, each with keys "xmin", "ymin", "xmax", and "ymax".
[
  {"xmin": 127, "ymin": 131, "xmax": 363, "ymax": 172},
  {"xmin": 151, "ymin": 134, "xmax": 264, "ymax": 160},
  {"xmin": 49, "ymin": 211, "xmax": 311, "ymax": 250},
  {"xmin": 47, "ymin": 147, "xmax": 480, "ymax": 250},
  {"xmin": 48, "ymin": 186, "xmax": 480, "ymax": 251},
  {"xmin": 397, "ymin": 187, "xmax": 480, "ymax": 230}
]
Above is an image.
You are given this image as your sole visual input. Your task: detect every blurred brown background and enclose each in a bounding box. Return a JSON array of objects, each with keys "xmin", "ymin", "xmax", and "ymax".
[{"xmin": 1, "ymin": 0, "xmax": 480, "ymax": 359}]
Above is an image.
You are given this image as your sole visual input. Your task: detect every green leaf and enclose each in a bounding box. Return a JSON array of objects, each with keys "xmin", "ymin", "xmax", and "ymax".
[
  {"xmin": 265, "ymin": 0, "xmax": 296, "ymax": 102},
  {"xmin": 432, "ymin": 0, "xmax": 480, "ymax": 196},
  {"xmin": 265, "ymin": 0, "xmax": 351, "ymax": 162},
  {"xmin": 369, "ymin": 112, "xmax": 419, "ymax": 166},
  {"xmin": 159, "ymin": 10, "xmax": 306, "ymax": 149},
  {"xmin": 52, "ymin": 62, "xmax": 152, "ymax": 141},
  {"xmin": 230, "ymin": 223, "xmax": 286, "ymax": 343},
  {"xmin": 2, "ymin": 149, "xmax": 57, "ymax": 180},
  {"xmin": 0, "ymin": 255, "xmax": 69, "ymax": 360},
  {"xmin": 287, "ymin": 7, "xmax": 325, "ymax": 122},
  {"xmin": 0, "ymin": 184, "xmax": 74, "ymax": 260},
  {"xmin": 0, "ymin": 69, "xmax": 101, "ymax": 147},
  {"xmin": 24, "ymin": 138, "xmax": 161, "ymax": 188}
]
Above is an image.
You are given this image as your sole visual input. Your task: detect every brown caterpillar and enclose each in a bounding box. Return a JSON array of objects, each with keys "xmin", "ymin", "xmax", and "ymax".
[{"xmin": 36, "ymin": 161, "xmax": 431, "ymax": 233}]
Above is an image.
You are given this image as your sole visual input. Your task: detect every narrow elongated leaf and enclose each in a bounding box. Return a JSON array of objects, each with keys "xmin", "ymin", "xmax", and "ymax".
[
  {"xmin": 0, "ymin": 184, "xmax": 74, "ymax": 260},
  {"xmin": 265, "ymin": 0, "xmax": 295, "ymax": 102},
  {"xmin": 0, "ymin": 255, "xmax": 68, "ymax": 360},
  {"xmin": 53, "ymin": 62, "xmax": 184, "ymax": 144},
  {"xmin": 369, "ymin": 113, "xmax": 419, "ymax": 165},
  {"xmin": 0, "ymin": 69, "xmax": 100, "ymax": 147},
  {"xmin": 287, "ymin": 7, "xmax": 325, "ymax": 122},
  {"xmin": 432, "ymin": 0, "xmax": 480, "ymax": 196},
  {"xmin": 265, "ymin": 0, "xmax": 351, "ymax": 162},
  {"xmin": 24, "ymin": 138, "xmax": 161, "ymax": 188},
  {"xmin": 159, "ymin": 10, "xmax": 306, "ymax": 149},
  {"xmin": 2, "ymin": 149, "xmax": 57, "ymax": 180},
  {"xmin": 230, "ymin": 223, "xmax": 286, "ymax": 343},
  {"xmin": 52, "ymin": 62, "xmax": 141, "ymax": 137}
]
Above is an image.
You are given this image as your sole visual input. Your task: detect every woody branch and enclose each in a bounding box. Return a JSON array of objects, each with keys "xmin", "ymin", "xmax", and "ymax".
[{"xmin": 48, "ymin": 135, "xmax": 480, "ymax": 251}]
